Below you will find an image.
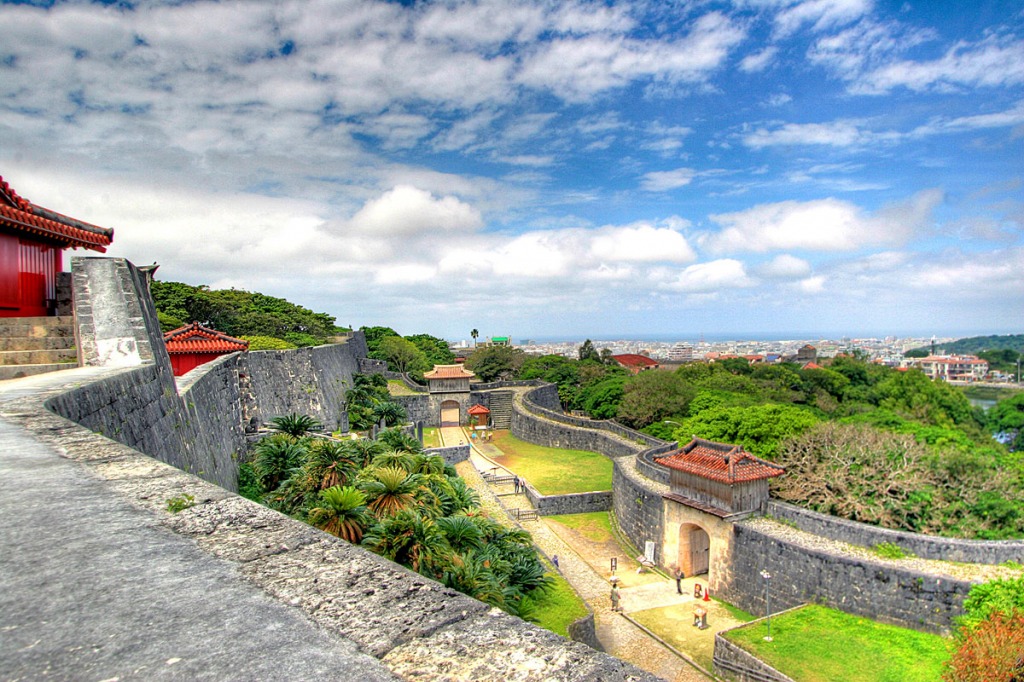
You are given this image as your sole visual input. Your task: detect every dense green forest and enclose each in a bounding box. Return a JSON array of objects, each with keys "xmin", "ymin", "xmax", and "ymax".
[
  {"xmin": 484, "ymin": 345, "xmax": 1024, "ymax": 540},
  {"xmin": 150, "ymin": 280, "xmax": 345, "ymax": 348}
]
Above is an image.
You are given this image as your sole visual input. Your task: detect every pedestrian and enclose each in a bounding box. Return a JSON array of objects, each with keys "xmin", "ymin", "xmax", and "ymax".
[
  {"xmin": 514, "ymin": 476, "xmax": 521, "ymax": 494},
  {"xmin": 610, "ymin": 585, "xmax": 621, "ymax": 613},
  {"xmin": 674, "ymin": 566, "xmax": 684, "ymax": 595},
  {"xmin": 552, "ymin": 555, "xmax": 559, "ymax": 571}
]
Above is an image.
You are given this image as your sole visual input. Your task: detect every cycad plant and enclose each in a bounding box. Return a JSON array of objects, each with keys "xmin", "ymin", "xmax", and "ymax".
[
  {"xmin": 308, "ymin": 486, "xmax": 371, "ymax": 544},
  {"xmin": 251, "ymin": 434, "xmax": 307, "ymax": 491},
  {"xmin": 360, "ymin": 466, "xmax": 420, "ymax": 517},
  {"xmin": 269, "ymin": 413, "xmax": 322, "ymax": 437}
]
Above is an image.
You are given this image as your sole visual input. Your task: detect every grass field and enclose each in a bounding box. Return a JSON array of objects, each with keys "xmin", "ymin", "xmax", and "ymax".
[
  {"xmin": 723, "ymin": 604, "xmax": 950, "ymax": 682},
  {"xmin": 386, "ymin": 379, "xmax": 419, "ymax": 396},
  {"xmin": 546, "ymin": 511, "xmax": 615, "ymax": 542},
  {"xmin": 422, "ymin": 427, "xmax": 441, "ymax": 449},
  {"xmin": 489, "ymin": 431, "xmax": 613, "ymax": 494},
  {"xmin": 523, "ymin": 572, "xmax": 590, "ymax": 637}
]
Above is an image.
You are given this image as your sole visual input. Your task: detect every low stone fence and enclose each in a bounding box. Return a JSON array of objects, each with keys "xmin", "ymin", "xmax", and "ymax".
[
  {"xmin": 713, "ymin": 609, "xmax": 804, "ymax": 682},
  {"xmin": 519, "ymin": 388, "xmax": 666, "ymax": 450},
  {"xmin": 766, "ymin": 500, "xmax": 1024, "ymax": 565},
  {"xmin": 424, "ymin": 444, "xmax": 470, "ymax": 465},
  {"xmin": 522, "ymin": 486, "xmax": 613, "ymax": 516}
]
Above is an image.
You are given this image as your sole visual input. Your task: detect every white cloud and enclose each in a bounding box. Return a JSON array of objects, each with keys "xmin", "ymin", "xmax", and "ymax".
[
  {"xmin": 348, "ymin": 186, "xmax": 483, "ymax": 237},
  {"xmin": 854, "ymin": 35, "xmax": 1024, "ymax": 94},
  {"xmin": 589, "ymin": 222, "xmax": 696, "ymax": 263},
  {"xmin": 773, "ymin": 0, "xmax": 873, "ymax": 38},
  {"xmin": 660, "ymin": 259, "xmax": 752, "ymax": 292},
  {"xmin": 742, "ymin": 119, "xmax": 900, "ymax": 148},
  {"xmin": 640, "ymin": 168, "xmax": 696, "ymax": 192},
  {"xmin": 758, "ymin": 254, "xmax": 813, "ymax": 278},
  {"xmin": 740, "ymin": 47, "xmax": 778, "ymax": 72},
  {"xmin": 797, "ymin": 275, "xmax": 826, "ymax": 293},
  {"xmin": 704, "ymin": 189, "xmax": 942, "ymax": 253}
]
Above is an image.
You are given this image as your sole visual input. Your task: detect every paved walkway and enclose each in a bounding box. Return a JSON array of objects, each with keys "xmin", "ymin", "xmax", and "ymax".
[
  {"xmin": 444, "ymin": 426, "xmax": 711, "ymax": 682},
  {"xmin": 0, "ymin": 371, "xmax": 398, "ymax": 682}
]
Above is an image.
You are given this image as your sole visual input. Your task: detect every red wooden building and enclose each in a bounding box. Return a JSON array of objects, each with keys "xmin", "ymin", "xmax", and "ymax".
[
  {"xmin": 163, "ymin": 322, "xmax": 249, "ymax": 376},
  {"xmin": 0, "ymin": 176, "xmax": 114, "ymax": 317}
]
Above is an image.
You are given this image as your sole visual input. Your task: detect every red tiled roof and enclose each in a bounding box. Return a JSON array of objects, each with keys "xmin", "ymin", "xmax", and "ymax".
[
  {"xmin": 612, "ymin": 353, "xmax": 658, "ymax": 368},
  {"xmin": 423, "ymin": 364, "xmax": 475, "ymax": 379},
  {"xmin": 0, "ymin": 176, "xmax": 114, "ymax": 252},
  {"xmin": 163, "ymin": 322, "xmax": 248, "ymax": 354},
  {"xmin": 655, "ymin": 438, "xmax": 785, "ymax": 485},
  {"xmin": 802, "ymin": 361, "xmax": 823, "ymax": 370},
  {"xmin": 467, "ymin": 404, "xmax": 490, "ymax": 415}
]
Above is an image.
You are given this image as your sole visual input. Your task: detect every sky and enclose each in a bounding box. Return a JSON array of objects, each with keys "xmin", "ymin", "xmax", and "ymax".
[{"xmin": 1, "ymin": 0, "xmax": 1022, "ymax": 343}]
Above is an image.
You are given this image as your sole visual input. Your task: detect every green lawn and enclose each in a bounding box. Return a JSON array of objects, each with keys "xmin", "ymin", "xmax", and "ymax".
[
  {"xmin": 422, "ymin": 427, "xmax": 441, "ymax": 449},
  {"xmin": 546, "ymin": 511, "xmax": 615, "ymax": 542},
  {"xmin": 387, "ymin": 379, "xmax": 419, "ymax": 396},
  {"xmin": 724, "ymin": 604, "xmax": 950, "ymax": 682},
  {"xmin": 489, "ymin": 431, "xmax": 613, "ymax": 495},
  {"xmin": 523, "ymin": 572, "xmax": 590, "ymax": 637}
]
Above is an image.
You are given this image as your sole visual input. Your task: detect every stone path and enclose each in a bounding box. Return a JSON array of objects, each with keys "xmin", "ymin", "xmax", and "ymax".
[{"xmin": 443, "ymin": 426, "xmax": 711, "ymax": 682}]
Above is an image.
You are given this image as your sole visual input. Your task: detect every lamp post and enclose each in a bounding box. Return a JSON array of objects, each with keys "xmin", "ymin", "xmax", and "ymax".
[{"xmin": 760, "ymin": 570, "xmax": 773, "ymax": 642}]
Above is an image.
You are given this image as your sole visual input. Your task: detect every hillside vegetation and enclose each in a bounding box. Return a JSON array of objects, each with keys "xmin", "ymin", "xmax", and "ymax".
[
  {"xmin": 500, "ymin": 347, "xmax": 1024, "ymax": 540},
  {"xmin": 151, "ymin": 280, "xmax": 344, "ymax": 347}
]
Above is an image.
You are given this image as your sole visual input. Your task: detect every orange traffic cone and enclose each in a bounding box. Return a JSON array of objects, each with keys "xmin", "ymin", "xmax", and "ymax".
[{"xmin": 703, "ymin": 588, "xmax": 711, "ymax": 602}]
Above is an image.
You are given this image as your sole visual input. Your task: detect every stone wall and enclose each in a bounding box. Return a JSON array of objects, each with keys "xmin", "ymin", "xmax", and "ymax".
[
  {"xmin": 4, "ymin": 373, "xmax": 656, "ymax": 681},
  {"xmin": 713, "ymin": 630, "xmax": 795, "ymax": 682},
  {"xmin": 767, "ymin": 500, "xmax": 1024, "ymax": 565},
  {"xmin": 719, "ymin": 521, "xmax": 973, "ymax": 633},
  {"xmin": 424, "ymin": 444, "xmax": 470, "ymax": 466},
  {"xmin": 524, "ymin": 488, "xmax": 613, "ymax": 516},
  {"xmin": 612, "ymin": 457, "xmax": 668, "ymax": 565}
]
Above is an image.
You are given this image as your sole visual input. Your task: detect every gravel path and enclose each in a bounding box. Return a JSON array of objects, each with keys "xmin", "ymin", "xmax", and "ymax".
[{"xmin": 445, "ymin": 426, "xmax": 710, "ymax": 682}]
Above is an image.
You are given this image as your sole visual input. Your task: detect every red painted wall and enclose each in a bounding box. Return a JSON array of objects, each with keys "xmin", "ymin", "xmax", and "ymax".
[{"xmin": 0, "ymin": 232, "xmax": 62, "ymax": 317}]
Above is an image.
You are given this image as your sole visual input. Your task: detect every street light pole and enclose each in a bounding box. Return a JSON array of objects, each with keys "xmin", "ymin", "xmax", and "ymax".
[{"xmin": 760, "ymin": 570, "xmax": 773, "ymax": 642}]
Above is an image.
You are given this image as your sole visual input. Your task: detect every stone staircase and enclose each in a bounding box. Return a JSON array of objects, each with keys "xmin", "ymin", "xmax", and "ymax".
[
  {"xmin": 0, "ymin": 316, "xmax": 78, "ymax": 380},
  {"xmin": 488, "ymin": 390, "xmax": 514, "ymax": 429}
]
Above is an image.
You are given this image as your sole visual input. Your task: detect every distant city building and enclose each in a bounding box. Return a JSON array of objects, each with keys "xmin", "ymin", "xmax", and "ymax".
[
  {"xmin": 906, "ymin": 354, "xmax": 988, "ymax": 382},
  {"xmin": 795, "ymin": 344, "xmax": 817, "ymax": 363},
  {"xmin": 483, "ymin": 335, "xmax": 511, "ymax": 347},
  {"xmin": 610, "ymin": 353, "xmax": 659, "ymax": 374},
  {"xmin": 669, "ymin": 343, "xmax": 694, "ymax": 362}
]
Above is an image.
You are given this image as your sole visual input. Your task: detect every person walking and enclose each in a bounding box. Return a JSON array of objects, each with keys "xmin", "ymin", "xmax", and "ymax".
[
  {"xmin": 674, "ymin": 567, "xmax": 685, "ymax": 595},
  {"xmin": 552, "ymin": 555, "xmax": 559, "ymax": 571},
  {"xmin": 610, "ymin": 585, "xmax": 621, "ymax": 613}
]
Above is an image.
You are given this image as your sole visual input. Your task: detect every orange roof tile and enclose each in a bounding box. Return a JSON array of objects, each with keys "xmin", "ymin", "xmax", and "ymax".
[
  {"xmin": 0, "ymin": 176, "xmax": 114, "ymax": 251},
  {"xmin": 655, "ymin": 438, "xmax": 784, "ymax": 485},
  {"xmin": 423, "ymin": 364, "xmax": 475, "ymax": 379},
  {"xmin": 467, "ymin": 404, "xmax": 490, "ymax": 415},
  {"xmin": 163, "ymin": 322, "xmax": 248, "ymax": 354}
]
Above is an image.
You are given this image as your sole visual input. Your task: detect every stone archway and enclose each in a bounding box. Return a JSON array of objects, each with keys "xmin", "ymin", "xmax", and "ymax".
[
  {"xmin": 440, "ymin": 400, "xmax": 460, "ymax": 427},
  {"xmin": 678, "ymin": 523, "xmax": 710, "ymax": 577}
]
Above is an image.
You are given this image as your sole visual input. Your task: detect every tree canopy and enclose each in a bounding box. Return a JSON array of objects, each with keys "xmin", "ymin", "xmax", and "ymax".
[{"xmin": 151, "ymin": 280, "xmax": 342, "ymax": 346}]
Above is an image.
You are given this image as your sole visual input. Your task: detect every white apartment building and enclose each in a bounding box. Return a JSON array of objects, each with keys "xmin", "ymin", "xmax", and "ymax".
[{"xmin": 907, "ymin": 354, "xmax": 989, "ymax": 381}]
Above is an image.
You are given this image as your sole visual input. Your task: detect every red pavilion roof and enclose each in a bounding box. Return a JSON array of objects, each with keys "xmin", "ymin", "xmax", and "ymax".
[
  {"xmin": 467, "ymin": 404, "xmax": 490, "ymax": 415},
  {"xmin": 0, "ymin": 176, "xmax": 114, "ymax": 252},
  {"xmin": 163, "ymin": 322, "xmax": 248, "ymax": 355},
  {"xmin": 423, "ymin": 364, "xmax": 475, "ymax": 380},
  {"xmin": 655, "ymin": 438, "xmax": 784, "ymax": 485}
]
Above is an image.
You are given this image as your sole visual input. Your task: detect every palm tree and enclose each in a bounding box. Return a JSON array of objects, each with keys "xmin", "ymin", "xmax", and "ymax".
[
  {"xmin": 436, "ymin": 515, "xmax": 484, "ymax": 554},
  {"xmin": 362, "ymin": 509, "xmax": 447, "ymax": 574},
  {"xmin": 372, "ymin": 401, "xmax": 406, "ymax": 427},
  {"xmin": 304, "ymin": 439, "xmax": 357, "ymax": 491},
  {"xmin": 308, "ymin": 486, "xmax": 371, "ymax": 544},
  {"xmin": 441, "ymin": 550, "xmax": 505, "ymax": 608},
  {"xmin": 377, "ymin": 427, "xmax": 423, "ymax": 454},
  {"xmin": 371, "ymin": 449, "xmax": 416, "ymax": 473},
  {"xmin": 346, "ymin": 438, "xmax": 386, "ymax": 468},
  {"xmin": 359, "ymin": 466, "xmax": 419, "ymax": 517},
  {"xmin": 471, "ymin": 329, "xmax": 479, "ymax": 346},
  {"xmin": 269, "ymin": 413, "xmax": 322, "ymax": 437},
  {"xmin": 251, "ymin": 434, "xmax": 307, "ymax": 491}
]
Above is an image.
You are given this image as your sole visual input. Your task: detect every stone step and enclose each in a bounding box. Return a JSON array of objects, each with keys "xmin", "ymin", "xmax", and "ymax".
[
  {"xmin": 0, "ymin": 317, "xmax": 76, "ymax": 339},
  {"xmin": 0, "ymin": 363, "xmax": 75, "ymax": 381},
  {"xmin": 0, "ymin": 336, "xmax": 76, "ymax": 351},
  {"xmin": 0, "ymin": 348, "xmax": 78, "ymax": 366}
]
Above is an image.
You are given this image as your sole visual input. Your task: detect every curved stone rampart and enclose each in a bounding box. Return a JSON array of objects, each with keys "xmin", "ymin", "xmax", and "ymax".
[
  {"xmin": 766, "ymin": 500, "xmax": 1024, "ymax": 565},
  {"xmin": 1, "ymin": 371, "xmax": 655, "ymax": 681}
]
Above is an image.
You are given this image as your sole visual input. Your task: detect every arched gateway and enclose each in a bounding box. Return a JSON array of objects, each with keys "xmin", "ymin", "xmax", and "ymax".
[{"xmin": 655, "ymin": 439, "xmax": 785, "ymax": 587}]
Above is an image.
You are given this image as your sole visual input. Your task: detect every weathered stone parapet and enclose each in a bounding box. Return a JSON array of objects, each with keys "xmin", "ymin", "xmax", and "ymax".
[
  {"xmin": 766, "ymin": 500, "xmax": 1024, "ymax": 565},
  {"xmin": 2, "ymin": 374, "xmax": 658, "ymax": 682},
  {"xmin": 713, "ymin": 630, "xmax": 795, "ymax": 682}
]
